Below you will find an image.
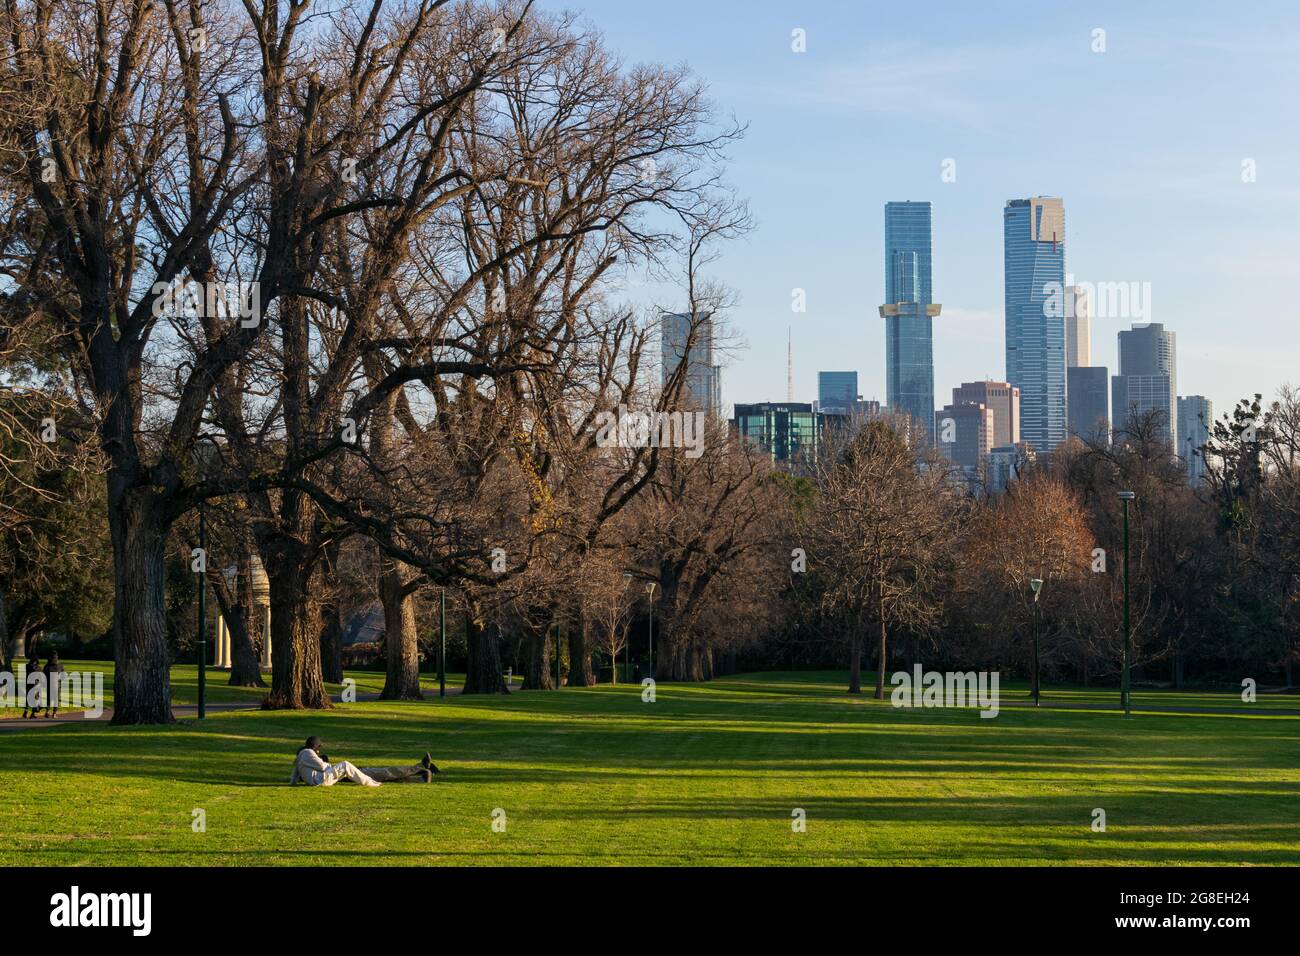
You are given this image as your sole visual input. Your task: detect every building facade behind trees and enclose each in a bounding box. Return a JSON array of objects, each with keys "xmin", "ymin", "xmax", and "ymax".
[
  {"xmin": 661, "ymin": 312, "xmax": 721, "ymax": 416},
  {"xmin": 1178, "ymin": 394, "xmax": 1213, "ymax": 484},
  {"xmin": 733, "ymin": 402, "xmax": 821, "ymax": 472},
  {"xmin": 1112, "ymin": 322, "xmax": 1177, "ymax": 449}
]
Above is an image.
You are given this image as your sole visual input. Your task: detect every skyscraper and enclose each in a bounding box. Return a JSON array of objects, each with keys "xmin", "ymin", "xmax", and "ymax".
[
  {"xmin": 817, "ymin": 371, "xmax": 858, "ymax": 415},
  {"xmin": 661, "ymin": 312, "xmax": 720, "ymax": 416},
  {"xmin": 1178, "ymin": 395, "xmax": 1213, "ymax": 485},
  {"xmin": 880, "ymin": 202, "xmax": 941, "ymax": 441},
  {"xmin": 1004, "ymin": 197, "xmax": 1067, "ymax": 452},
  {"xmin": 1065, "ymin": 285, "xmax": 1091, "ymax": 367},
  {"xmin": 952, "ymin": 380, "xmax": 1020, "ymax": 448},
  {"xmin": 1112, "ymin": 322, "xmax": 1177, "ymax": 449},
  {"xmin": 1067, "ymin": 366, "xmax": 1109, "ymax": 443}
]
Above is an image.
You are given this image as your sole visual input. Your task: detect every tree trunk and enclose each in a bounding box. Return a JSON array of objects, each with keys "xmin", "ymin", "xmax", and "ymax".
[
  {"xmin": 264, "ymin": 560, "xmax": 330, "ymax": 709},
  {"xmin": 318, "ymin": 600, "xmax": 344, "ymax": 684},
  {"xmin": 462, "ymin": 608, "xmax": 508, "ymax": 694},
  {"xmin": 874, "ymin": 615, "xmax": 888, "ymax": 701},
  {"xmin": 687, "ymin": 640, "xmax": 704, "ymax": 681},
  {"xmin": 108, "ymin": 482, "xmax": 175, "ymax": 724},
  {"xmin": 227, "ymin": 557, "xmax": 265, "ymax": 687},
  {"xmin": 848, "ymin": 630, "xmax": 862, "ymax": 694},
  {"xmin": 567, "ymin": 614, "xmax": 595, "ymax": 687},
  {"xmin": 521, "ymin": 623, "xmax": 554, "ymax": 690},
  {"xmin": 379, "ymin": 562, "xmax": 423, "ymax": 700},
  {"xmin": 0, "ymin": 590, "xmax": 8, "ymax": 668}
]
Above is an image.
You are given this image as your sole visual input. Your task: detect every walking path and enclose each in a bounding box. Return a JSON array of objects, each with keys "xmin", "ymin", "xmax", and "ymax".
[{"xmin": 0, "ymin": 682, "xmax": 514, "ymax": 732}]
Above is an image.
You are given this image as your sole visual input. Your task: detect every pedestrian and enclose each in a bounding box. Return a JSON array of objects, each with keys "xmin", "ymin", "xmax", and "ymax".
[
  {"xmin": 43, "ymin": 650, "xmax": 66, "ymax": 717},
  {"xmin": 22, "ymin": 649, "xmax": 43, "ymax": 719}
]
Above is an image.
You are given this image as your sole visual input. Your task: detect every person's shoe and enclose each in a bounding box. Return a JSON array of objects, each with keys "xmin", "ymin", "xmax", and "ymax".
[{"xmin": 422, "ymin": 752, "xmax": 441, "ymax": 773}]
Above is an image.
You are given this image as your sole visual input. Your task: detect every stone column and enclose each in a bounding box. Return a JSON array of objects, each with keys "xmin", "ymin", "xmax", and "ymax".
[{"xmin": 260, "ymin": 604, "xmax": 272, "ymax": 669}]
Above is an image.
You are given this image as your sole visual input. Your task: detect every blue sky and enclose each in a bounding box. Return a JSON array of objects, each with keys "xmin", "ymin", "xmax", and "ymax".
[{"xmin": 543, "ymin": 0, "xmax": 1300, "ymax": 420}]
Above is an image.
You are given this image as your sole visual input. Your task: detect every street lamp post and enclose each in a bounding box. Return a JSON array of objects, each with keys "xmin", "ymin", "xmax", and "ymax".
[
  {"xmin": 1030, "ymin": 578, "xmax": 1043, "ymax": 707},
  {"xmin": 645, "ymin": 582, "xmax": 658, "ymax": 680},
  {"xmin": 197, "ymin": 503, "xmax": 207, "ymax": 720},
  {"xmin": 1119, "ymin": 491, "xmax": 1135, "ymax": 719},
  {"xmin": 193, "ymin": 434, "xmax": 219, "ymax": 722},
  {"xmin": 621, "ymin": 573, "xmax": 633, "ymax": 683}
]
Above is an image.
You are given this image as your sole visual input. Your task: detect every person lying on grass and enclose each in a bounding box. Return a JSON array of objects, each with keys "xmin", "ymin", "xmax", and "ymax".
[{"xmin": 289, "ymin": 736, "xmax": 441, "ymax": 787}]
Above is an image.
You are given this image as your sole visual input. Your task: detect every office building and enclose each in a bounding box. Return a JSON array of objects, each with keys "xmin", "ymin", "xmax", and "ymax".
[
  {"xmin": 1065, "ymin": 285, "xmax": 1091, "ymax": 367},
  {"xmin": 1067, "ymin": 365, "xmax": 1109, "ymax": 443},
  {"xmin": 880, "ymin": 202, "xmax": 941, "ymax": 441},
  {"xmin": 952, "ymin": 380, "xmax": 1020, "ymax": 448},
  {"xmin": 935, "ymin": 402, "xmax": 995, "ymax": 470},
  {"xmin": 661, "ymin": 312, "xmax": 720, "ymax": 415},
  {"xmin": 733, "ymin": 402, "xmax": 821, "ymax": 469},
  {"xmin": 1004, "ymin": 197, "xmax": 1067, "ymax": 452},
  {"xmin": 817, "ymin": 371, "xmax": 858, "ymax": 415},
  {"xmin": 988, "ymin": 443, "xmax": 1037, "ymax": 494},
  {"xmin": 1111, "ymin": 322, "xmax": 1177, "ymax": 448}
]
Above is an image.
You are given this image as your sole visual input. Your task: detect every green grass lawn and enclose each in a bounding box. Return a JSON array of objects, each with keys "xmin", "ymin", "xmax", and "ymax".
[{"xmin": 1, "ymin": 669, "xmax": 1296, "ymax": 866}]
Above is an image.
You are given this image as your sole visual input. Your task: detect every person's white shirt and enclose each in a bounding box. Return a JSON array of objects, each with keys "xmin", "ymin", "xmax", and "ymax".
[{"xmin": 289, "ymin": 747, "xmax": 331, "ymax": 785}]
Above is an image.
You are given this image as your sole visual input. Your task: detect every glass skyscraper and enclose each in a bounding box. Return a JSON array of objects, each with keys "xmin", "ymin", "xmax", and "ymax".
[
  {"xmin": 880, "ymin": 202, "xmax": 940, "ymax": 441},
  {"xmin": 1004, "ymin": 197, "xmax": 1067, "ymax": 452},
  {"xmin": 1178, "ymin": 395, "xmax": 1212, "ymax": 485},
  {"xmin": 1112, "ymin": 322, "xmax": 1177, "ymax": 449},
  {"xmin": 661, "ymin": 312, "xmax": 720, "ymax": 416},
  {"xmin": 817, "ymin": 371, "xmax": 858, "ymax": 415}
]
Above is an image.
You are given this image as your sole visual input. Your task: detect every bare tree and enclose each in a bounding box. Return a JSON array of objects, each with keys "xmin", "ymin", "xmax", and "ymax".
[{"xmin": 809, "ymin": 418, "xmax": 958, "ymax": 697}]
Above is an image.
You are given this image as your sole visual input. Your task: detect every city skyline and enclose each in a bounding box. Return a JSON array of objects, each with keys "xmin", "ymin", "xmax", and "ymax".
[{"xmin": 567, "ymin": 0, "xmax": 1300, "ymax": 428}]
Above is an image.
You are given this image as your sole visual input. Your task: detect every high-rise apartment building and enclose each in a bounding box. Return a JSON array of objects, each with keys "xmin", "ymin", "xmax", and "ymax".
[
  {"xmin": 661, "ymin": 312, "xmax": 720, "ymax": 416},
  {"xmin": 1004, "ymin": 197, "xmax": 1067, "ymax": 452},
  {"xmin": 1111, "ymin": 322, "xmax": 1177, "ymax": 449},
  {"xmin": 880, "ymin": 202, "xmax": 941, "ymax": 441},
  {"xmin": 1178, "ymin": 395, "xmax": 1213, "ymax": 485},
  {"xmin": 952, "ymin": 380, "xmax": 1020, "ymax": 448}
]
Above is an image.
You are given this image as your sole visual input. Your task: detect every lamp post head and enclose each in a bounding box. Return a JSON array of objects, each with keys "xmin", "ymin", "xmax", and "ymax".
[
  {"xmin": 1030, "ymin": 578, "xmax": 1043, "ymax": 602},
  {"xmin": 646, "ymin": 582, "xmax": 658, "ymax": 600},
  {"xmin": 1118, "ymin": 490, "xmax": 1135, "ymax": 501}
]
